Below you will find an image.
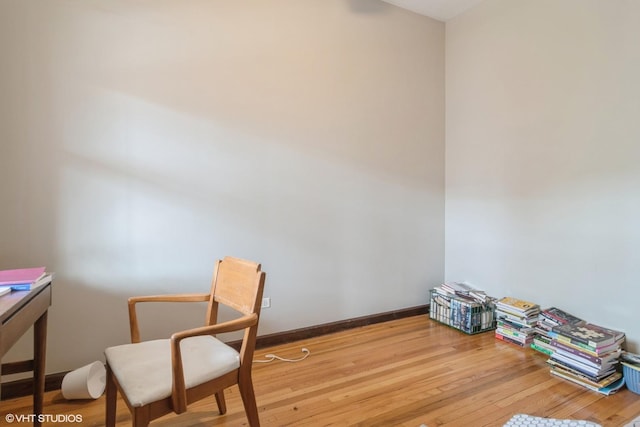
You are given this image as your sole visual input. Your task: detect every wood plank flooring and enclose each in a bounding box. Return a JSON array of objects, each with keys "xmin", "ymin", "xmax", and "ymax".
[{"xmin": 3, "ymin": 315, "xmax": 640, "ymax": 426}]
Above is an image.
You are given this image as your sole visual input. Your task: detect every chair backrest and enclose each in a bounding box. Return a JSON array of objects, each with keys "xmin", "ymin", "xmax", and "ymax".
[{"xmin": 206, "ymin": 257, "xmax": 265, "ymax": 325}]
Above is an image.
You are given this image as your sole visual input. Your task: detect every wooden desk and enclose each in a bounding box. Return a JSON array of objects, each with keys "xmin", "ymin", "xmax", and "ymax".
[{"xmin": 0, "ymin": 281, "xmax": 52, "ymax": 427}]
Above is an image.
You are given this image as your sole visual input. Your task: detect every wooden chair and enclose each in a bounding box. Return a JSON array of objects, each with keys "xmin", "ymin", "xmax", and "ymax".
[{"xmin": 104, "ymin": 257, "xmax": 266, "ymax": 427}]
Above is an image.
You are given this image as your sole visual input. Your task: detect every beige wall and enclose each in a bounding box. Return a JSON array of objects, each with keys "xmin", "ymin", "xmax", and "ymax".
[
  {"xmin": 0, "ymin": 0, "xmax": 445, "ymax": 374},
  {"xmin": 446, "ymin": 0, "xmax": 640, "ymax": 351},
  {"xmin": 2, "ymin": 0, "xmax": 637, "ymax": 385}
]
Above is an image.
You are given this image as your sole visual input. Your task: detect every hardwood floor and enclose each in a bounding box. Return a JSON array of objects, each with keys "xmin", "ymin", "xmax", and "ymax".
[{"xmin": 3, "ymin": 315, "xmax": 640, "ymax": 426}]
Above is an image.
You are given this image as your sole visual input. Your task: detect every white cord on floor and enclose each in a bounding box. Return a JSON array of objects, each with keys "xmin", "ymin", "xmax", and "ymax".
[{"xmin": 254, "ymin": 347, "xmax": 310, "ymax": 363}]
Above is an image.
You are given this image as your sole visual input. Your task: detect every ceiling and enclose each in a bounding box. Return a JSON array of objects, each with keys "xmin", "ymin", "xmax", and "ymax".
[{"xmin": 380, "ymin": 0, "xmax": 485, "ymax": 21}]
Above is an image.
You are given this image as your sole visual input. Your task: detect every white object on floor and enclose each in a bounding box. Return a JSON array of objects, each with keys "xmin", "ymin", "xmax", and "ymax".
[
  {"xmin": 254, "ymin": 347, "xmax": 310, "ymax": 363},
  {"xmin": 624, "ymin": 415, "xmax": 640, "ymax": 427},
  {"xmin": 504, "ymin": 414, "xmax": 601, "ymax": 427},
  {"xmin": 61, "ymin": 361, "xmax": 106, "ymax": 400}
]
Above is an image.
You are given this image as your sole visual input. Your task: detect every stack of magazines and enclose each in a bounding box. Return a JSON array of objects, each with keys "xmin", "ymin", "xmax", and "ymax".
[
  {"xmin": 532, "ymin": 307, "xmax": 583, "ymax": 355},
  {"xmin": 548, "ymin": 321, "xmax": 625, "ymax": 395},
  {"xmin": 494, "ymin": 296, "xmax": 540, "ymax": 347},
  {"xmin": 438, "ymin": 282, "xmax": 492, "ymax": 304}
]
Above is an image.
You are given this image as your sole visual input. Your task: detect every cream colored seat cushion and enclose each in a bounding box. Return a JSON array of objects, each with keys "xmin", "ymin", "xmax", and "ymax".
[{"xmin": 105, "ymin": 335, "xmax": 240, "ymax": 407}]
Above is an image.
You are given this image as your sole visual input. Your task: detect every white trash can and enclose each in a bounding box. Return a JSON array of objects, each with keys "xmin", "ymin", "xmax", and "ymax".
[{"xmin": 61, "ymin": 361, "xmax": 106, "ymax": 400}]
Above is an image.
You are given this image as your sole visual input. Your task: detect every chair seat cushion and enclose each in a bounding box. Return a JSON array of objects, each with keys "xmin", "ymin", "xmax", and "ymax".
[{"xmin": 105, "ymin": 335, "xmax": 240, "ymax": 407}]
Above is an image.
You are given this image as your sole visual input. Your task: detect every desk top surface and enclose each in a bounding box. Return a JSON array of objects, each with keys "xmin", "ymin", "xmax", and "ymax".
[{"xmin": 0, "ymin": 282, "xmax": 52, "ymax": 324}]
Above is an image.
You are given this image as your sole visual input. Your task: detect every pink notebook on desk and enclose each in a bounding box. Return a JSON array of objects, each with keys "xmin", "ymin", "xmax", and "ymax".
[{"xmin": 0, "ymin": 267, "xmax": 46, "ymax": 286}]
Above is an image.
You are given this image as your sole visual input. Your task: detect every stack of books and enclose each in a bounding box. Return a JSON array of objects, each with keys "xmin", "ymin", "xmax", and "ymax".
[
  {"xmin": 532, "ymin": 307, "xmax": 583, "ymax": 355},
  {"xmin": 439, "ymin": 282, "xmax": 474, "ymax": 301},
  {"xmin": 439, "ymin": 282, "xmax": 473, "ymax": 295},
  {"xmin": 548, "ymin": 321, "xmax": 625, "ymax": 394},
  {"xmin": 0, "ymin": 267, "xmax": 52, "ymax": 296},
  {"xmin": 434, "ymin": 282, "xmax": 495, "ymax": 305},
  {"xmin": 494, "ymin": 296, "xmax": 540, "ymax": 347}
]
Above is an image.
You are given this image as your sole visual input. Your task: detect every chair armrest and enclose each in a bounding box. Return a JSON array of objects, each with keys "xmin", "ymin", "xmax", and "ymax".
[
  {"xmin": 170, "ymin": 313, "xmax": 258, "ymax": 341},
  {"xmin": 128, "ymin": 293, "xmax": 210, "ymax": 343},
  {"xmin": 169, "ymin": 313, "xmax": 259, "ymax": 413}
]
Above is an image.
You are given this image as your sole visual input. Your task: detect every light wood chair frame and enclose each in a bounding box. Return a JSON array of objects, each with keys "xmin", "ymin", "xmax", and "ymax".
[{"xmin": 105, "ymin": 257, "xmax": 266, "ymax": 427}]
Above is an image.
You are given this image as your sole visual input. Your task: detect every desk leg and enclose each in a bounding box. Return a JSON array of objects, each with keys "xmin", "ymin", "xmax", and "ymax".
[{"xmin": 33, "ymin": 310, "xmax": 48, "ymax": 427}]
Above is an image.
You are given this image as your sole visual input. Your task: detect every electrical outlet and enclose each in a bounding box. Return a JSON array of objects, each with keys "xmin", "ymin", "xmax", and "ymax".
[{"xmin": 261, "ymin": 297, "xmax": 271, "ymax": 309}]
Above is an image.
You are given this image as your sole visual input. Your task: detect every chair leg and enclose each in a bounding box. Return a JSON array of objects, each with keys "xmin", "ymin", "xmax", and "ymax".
[
  {"xmin": 215, "ymin": 390, "xmax": 227, "ymax": 415},
  {"xmin": 105, "ymin": 364, "xmax": 117, "ymax": 427},
  {"xmin": 133, "ymin": 406, "xmax": 150, "ymax": 427},
  {"xmin": 238, "ymin": 375, "xmax": 260, "ymax": 427}
]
